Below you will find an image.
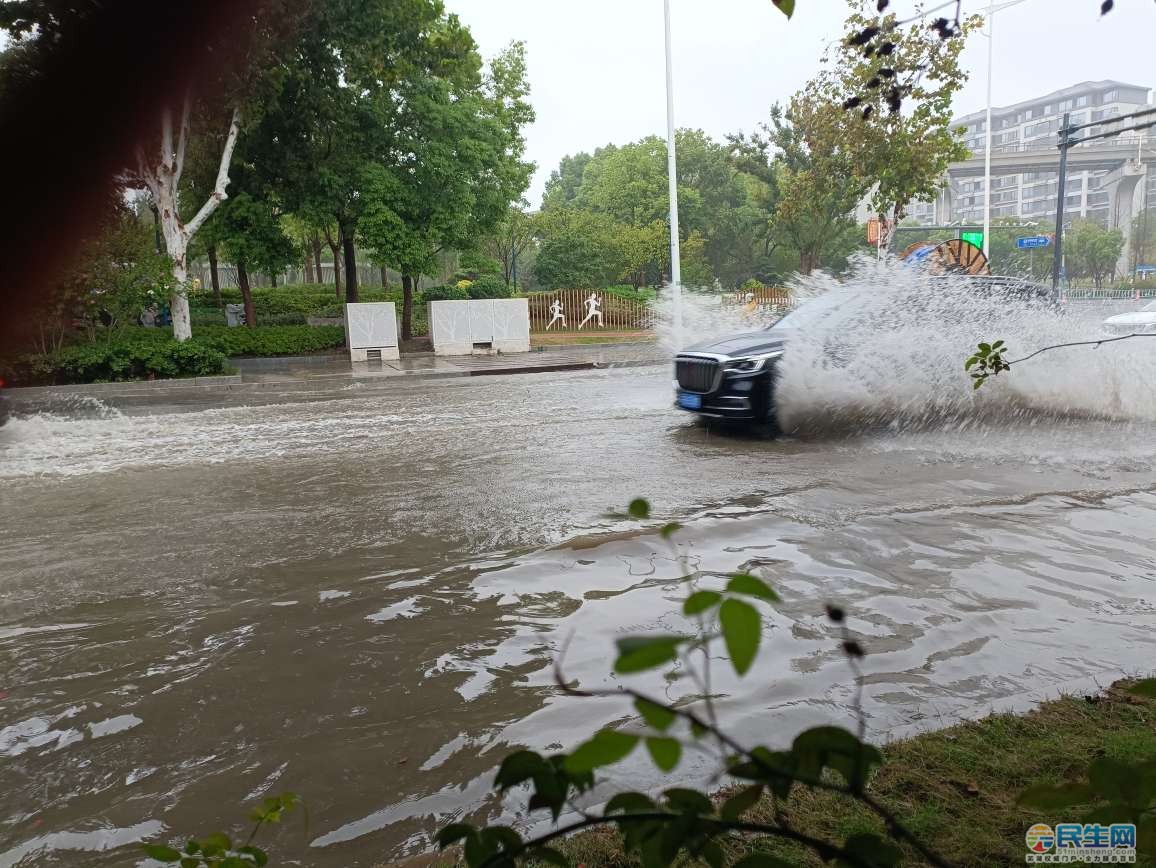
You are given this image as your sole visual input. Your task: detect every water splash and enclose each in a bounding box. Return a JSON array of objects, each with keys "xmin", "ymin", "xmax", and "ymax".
[{"xmin": 654, "ymin": 257, "xmax": 1156, "ymax": 431}]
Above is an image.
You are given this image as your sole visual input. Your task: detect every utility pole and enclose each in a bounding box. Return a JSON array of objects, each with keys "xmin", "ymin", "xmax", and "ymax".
[
  {"xmin": 1052, "ymin": 113, "xmax": 1071, "ymax": 294},
  {"xmin": 663, "ymin": 0, "xmax": 682, "ymax": 342},
  {"xmin": 983, "ymin": 0, "xmax": 994, "ymax": 260}
]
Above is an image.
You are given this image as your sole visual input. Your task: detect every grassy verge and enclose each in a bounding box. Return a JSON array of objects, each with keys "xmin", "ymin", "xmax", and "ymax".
[
  {"xmin": 423, "ymin": 683, "xmax": 1156, "ymax": 867},
  {"xmin": 531, "ymin": 332, "xmax": 655, "ymax": 347}
]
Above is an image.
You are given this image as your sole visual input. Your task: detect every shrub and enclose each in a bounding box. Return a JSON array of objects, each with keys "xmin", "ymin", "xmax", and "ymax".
[
  {"xmin": 192, "ymin": 325, "xmax": 346, "ymax": 357},
  {"xmin": 466, "ymin": 275, "xmax": 512, "ymax": 299},
  {"xmin": 9, "ymin": 338, "xmax": 229, "ymax": 385},
  {"xmin": 421, "ymin": 285, "xmax": 470, "ymax": 302}
]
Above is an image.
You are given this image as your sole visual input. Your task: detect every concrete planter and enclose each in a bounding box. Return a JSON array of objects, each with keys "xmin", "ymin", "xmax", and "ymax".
[
  {"xmin": 345, "ymin": 303, "xmax": 400, "ymax": 361},
  {"xmin": 428, "ymin": 298, "xmax": 530, "ymax": 356}
]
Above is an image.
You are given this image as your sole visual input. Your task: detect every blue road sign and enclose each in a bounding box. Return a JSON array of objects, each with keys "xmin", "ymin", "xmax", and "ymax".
[{"xmin": 1016, "ymin": 235, "xmax": 1052, "ymax": 249}]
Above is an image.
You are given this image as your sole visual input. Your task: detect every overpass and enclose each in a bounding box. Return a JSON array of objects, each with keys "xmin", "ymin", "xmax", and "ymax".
[{"xmin": 948, "ymin": 140, "xmax": 1156, "ymax": 177}]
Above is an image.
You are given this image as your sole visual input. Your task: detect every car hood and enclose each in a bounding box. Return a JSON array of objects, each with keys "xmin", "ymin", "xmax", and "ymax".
[
  {"xmin": 678, "ymin": 329, "xmax": 791, "ymax": 358},
  {"xmin": 1103, "ymin": 312, "xmax": 1156, "ymax": 326}
]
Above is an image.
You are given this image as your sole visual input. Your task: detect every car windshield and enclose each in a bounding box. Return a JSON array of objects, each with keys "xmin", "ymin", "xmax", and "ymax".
[{"xmin": 1143, "ymin": 300, "xmax": 1156, "ymax": 313}]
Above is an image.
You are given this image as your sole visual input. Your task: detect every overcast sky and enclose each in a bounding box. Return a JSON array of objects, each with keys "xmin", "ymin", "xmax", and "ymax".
[{"xmin": 447, "ymin": 0, "xmax": 1156, "ymax": 207}]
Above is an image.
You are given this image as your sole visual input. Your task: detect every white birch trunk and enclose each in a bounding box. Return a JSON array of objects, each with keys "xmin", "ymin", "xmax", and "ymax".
[{"xmin": 134, "ymin": 98, "xmax": 241, "ymax": 342}]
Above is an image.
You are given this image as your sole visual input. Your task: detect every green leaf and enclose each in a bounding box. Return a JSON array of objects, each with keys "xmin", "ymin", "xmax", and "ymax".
[
  {"xmin": 180, "ymin": 859, "xmax": 199, "ymax": 868},
  {"xmin": 199, "ymin": 833, "xmax": 231, "ymax": 858},
  {"xmin": 646, "ymin": 737, "xmax": 682, "ymax": 772},
  {"xmin": 663, "ymin": 787, "xmax": 713, "ymax": 815},
  {"xmin": 219, "ymin": 858, "xmax": 249, "ymax": 868},
  {"xmin": 435, "ymin": 823, "xmax": 476, "ymax": 849},
  {"xmin": 726, "ymin": 573, "xmax": 780, "ymax": 603},
  {"xmin": 978, "ymin": 342, "xmax": 991, "ymax": 353},
  {"xmin": 481, "ymin": 826, "xmax": 522, "ymax": 853},
  {"xmin": 659, "ymin": 522, "xmax": 681, "ymax": 539},
  {"xmin": 683, "ymin": 591, "xmax": 722, "ymax": 616},
  {"xmin": 719, "ymin": 598, "xmax": 761, "ymax": 675},
  {"xmin": 734, "ymin": 855, "xmax": 795, "ymax": 868},
  {"xmin": 635, "ymin": 697, "xmax": 676, "ymax": 731},
  {"xmin": 720, "ymin": 784, "xmax": 764, "ymax": 821},
  {"xmin": 142, "ymin": 844, "xmax": 182, "ymax": 863},
  {"xmin": 792, "ymin": 726, "xmax": 882, "ymax": 792},
  {"xmin": 628, "ymin": 498, "xmax": 651, "ymax": 519},
  {"xmin": 564, "ymin": 730, "xmax": 640, "ymax": 774},
  {"xmin": 614, "ymin": 635, "xmax": 685, "ymax": 674},
  {"xmin": 838, "ymin": 833, "xmax": 901, "ymax": 868},
  {"xmin": 991, "ymin": 340, "xmax": 1005, "ymax": 350},
  {"xmin": 1018, "ymin": 782, "xmax": 1096, "ymax": 809},
  {"xmin": 690, "ymin": 719, "xmax": 709, "ymax": 739},
  {"xmin": 604, "ymin": 792, "xmax": 657, "ymax": 814},
  {"xmin": 183, "ymin": 841, "xmax": 200, "ymax": 856},
  {"xmin": 1126, "ymin": 678, "xmax": 1156, "ymax": 699},
  {"xmin": 494, "ymin": 750, "xmax": 547, "ymax": 790},
  {"xmin": 964, "ymin": 356, "xmax": 977, "ymax": 370},
  {"xmin": 700, "ymin": 839, "xmax": 726, "ymax": 868},
  {"xmin": 237, "ymin": 846, "xmax": 269, "ymax": 867},
  {"xmin": 771, "ymin": 0, "xmax": 795, "ymax": 19}
]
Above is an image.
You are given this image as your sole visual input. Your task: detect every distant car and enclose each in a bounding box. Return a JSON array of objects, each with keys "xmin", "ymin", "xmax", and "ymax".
[
  {"xmin": 673, "ymin": 275, "xmax": 1056, "ymax": 431},
  {"xmin": 1102, "ymin": 300, "xmax": 1156, "ymax": 337}
]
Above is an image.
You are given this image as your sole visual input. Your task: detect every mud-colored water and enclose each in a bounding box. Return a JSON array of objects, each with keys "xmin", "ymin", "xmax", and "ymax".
[{"xmin": 3, "ymin": 290, "xmax": 1156, "ymax": 865}]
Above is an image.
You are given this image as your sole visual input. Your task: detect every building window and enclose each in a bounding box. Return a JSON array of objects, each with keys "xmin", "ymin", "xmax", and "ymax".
[
  {"xmin": 1076, "ymin": 95, "xmax": 1088, "ymax": 107},
  {"xmin": 1104, "ymin": 90, "xmax": 1118, "ymax": 102}
]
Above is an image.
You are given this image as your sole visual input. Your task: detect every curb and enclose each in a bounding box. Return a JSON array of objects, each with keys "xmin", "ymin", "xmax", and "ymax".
[{"xmin": 6, "ymin": 359, "xmax": 667, "ymax": 403}]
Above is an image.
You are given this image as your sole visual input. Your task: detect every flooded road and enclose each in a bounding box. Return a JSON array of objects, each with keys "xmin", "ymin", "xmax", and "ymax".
[{"xmin": 2, "ymin": 367, "xmax": 1156, "ymax": 866}]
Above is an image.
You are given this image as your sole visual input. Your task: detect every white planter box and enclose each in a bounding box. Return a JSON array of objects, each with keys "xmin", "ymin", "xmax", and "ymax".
[
  {"xmin": 345, "ymin": 302, "xmax": 400, "ymax": 361},
  {"xmin": 429, "ymin": 298, "xmax": 530, "ymax": 356}
]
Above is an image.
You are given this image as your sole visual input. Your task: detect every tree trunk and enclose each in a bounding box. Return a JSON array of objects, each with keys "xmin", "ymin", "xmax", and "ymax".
[
  {"xmin": 327, "ymin": 241, "xmax": 342, "ymax": 298},
  {"xmin": 207, "ymin": 244, "xmax": 222, "ymax": 308},
  {"xmin": 402, "ymin": 274, "xmax": 415, "ymax": 341},
  {"xmin": 342, "ymin": 228, "xmax": 359, "ymax": 303},
  {"xmin": 304, "ymin": 250, "xmax": 315, "ymax": 284},
  {"xmin": 380, "ymin": 265, "xmax": 389, "ymax": 289},
  {"xmin": 137, "ymin": 102, "xmax": 242, "ymax": 342},
  {"xmin": 237, "ymin": 260, "xmax": 257, "ymax": 328},
  {"xmin": 270, "ymin": 271, "xmax": 278, "ymax": 288},
  {"xmin": 312, "ymin": 236, "xmax": 323, "ymax": 286}
]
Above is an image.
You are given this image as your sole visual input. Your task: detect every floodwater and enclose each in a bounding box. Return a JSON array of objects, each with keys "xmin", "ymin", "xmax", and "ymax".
[{"xmin": 3, "ymin": 291, "xmax": 1156, "ymax": 865}]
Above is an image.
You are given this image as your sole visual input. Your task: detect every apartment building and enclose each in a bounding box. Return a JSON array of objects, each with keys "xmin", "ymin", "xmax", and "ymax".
[{"xmin": 905, "ymin": 80, "xmax": 1154, "ymax": 227}]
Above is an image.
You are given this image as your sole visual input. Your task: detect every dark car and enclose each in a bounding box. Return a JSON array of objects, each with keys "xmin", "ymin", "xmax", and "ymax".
[{"xmin": 673, "ymin": 275, "xmax": 1055, "ymax": 429}]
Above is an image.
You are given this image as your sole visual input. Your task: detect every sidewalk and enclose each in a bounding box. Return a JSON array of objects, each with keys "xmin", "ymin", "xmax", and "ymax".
[{"xmin": 6, "ymin": 341, "xmax": 668, "ymax": 401}]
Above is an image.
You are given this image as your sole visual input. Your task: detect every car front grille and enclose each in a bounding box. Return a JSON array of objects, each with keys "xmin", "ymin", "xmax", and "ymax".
[{"xmin": 675, "ymin": 356, "xmax": 721, "ymax": 393}]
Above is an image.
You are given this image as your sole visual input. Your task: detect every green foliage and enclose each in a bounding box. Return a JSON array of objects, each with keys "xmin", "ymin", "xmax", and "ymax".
[
  {"xmin": 142, "ymin": 793, "xmax": 299, "ymax": 867},
  {"xmin": 191, "ymin": 325, "xmax": 346, "ymax": 357},
  {"xmin": 1067, "ymin": 220, "xmax": 1126, "ymax": 289},
  {"xmin": 465, "ymin": 275, "xmax": 512, "ymax": 299},
  {"xmin": 8, "ymin": 338, "xmax": 228, "ymax": 385},
  {"xmin": 965, "ymin": 340, "xmax": 1011, "ymax": 389},
  {"xmin": 422, "ymin": 285, "xmax": 471, "ymax": 302}
]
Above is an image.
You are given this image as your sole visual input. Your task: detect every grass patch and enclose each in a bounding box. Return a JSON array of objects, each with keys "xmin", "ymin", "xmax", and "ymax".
[
  {"xmin": 418, "ymin": 683, "xmax": 1156, "ymax": 867},
  {"xmin": 531, "ymin": 332, "xmax": 654, "ymax": 347}
]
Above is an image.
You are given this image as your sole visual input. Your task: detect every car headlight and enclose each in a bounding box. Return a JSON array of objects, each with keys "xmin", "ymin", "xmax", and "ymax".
[{"xmin": 724, "ymin": 351, "xmax": 783, "ymax": 374}]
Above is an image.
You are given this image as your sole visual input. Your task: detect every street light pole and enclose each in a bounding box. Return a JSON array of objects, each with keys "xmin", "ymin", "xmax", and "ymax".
[
  {"xmin": 982, "ymin": 0, "xmax": 994, "ymax": 260},
  {"xmin": 663, "ymin": 0, "xmax": 682, "ymax": 342},
  {"xmin": 1052, "ymin": 112, "xmax": 1072, "ymax": 293}
]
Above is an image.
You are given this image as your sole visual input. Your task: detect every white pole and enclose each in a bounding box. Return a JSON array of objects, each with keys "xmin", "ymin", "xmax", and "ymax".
[
  {"xmin": 983, "ymin": 0, "xmax": 994, "ymax": 260},
  {"xmin": 664, "ymin": 0, "xmax": 682, "ymax": 342}
]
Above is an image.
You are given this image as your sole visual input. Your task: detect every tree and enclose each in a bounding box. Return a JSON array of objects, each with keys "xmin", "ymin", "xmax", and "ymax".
[
  {"xmin": 217, "ymin": 193, "xmax": 297, "ymax": 326},
  {"xmin": 1130, "ymin": 210, "xmax": 1156, "ymax": 277},
  {"xmin": 480, "ymin": 206, "xmax": 535, "ymax": 288},
  {"xmin": 1067, "ymin": 219, "xmax": 1124, "ymax": 288},
  {"xmin": 816, "ymin": 0, "xmax": 978, "ymax": 250},
  {"xmin": 250, "ymin": 0, "xmax": 462, "ymax": 306},
  {"xmin": 532, "ymin": 209, "xmax": 629, "ymax": 290},
  {"xmin": 541, "ymin": 151, "xmax": 596, "ymax": 211},
  {"xmin": 128, "ymin": 101, "xmax": 242, "ymax": 341},
  {"xmin": 359, "ymin": 41, "xmax": 534, "ymax": 339}
]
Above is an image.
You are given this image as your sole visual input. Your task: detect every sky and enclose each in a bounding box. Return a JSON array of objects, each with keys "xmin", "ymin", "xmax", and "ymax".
[{"xmin": 446, "ymin": 0, "xmax": 1156, "ymax": 207}]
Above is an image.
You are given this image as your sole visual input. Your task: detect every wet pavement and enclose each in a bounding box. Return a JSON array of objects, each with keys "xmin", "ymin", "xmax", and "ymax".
[{"xmin": 2, "ymin": 365, "xmax": 1156, "ymax": 866}]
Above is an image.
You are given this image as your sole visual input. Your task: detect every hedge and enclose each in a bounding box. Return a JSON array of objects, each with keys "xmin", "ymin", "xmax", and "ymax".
[{"xmin": 5, "ymin": 339, "xmax": 229, "ymax": 385}]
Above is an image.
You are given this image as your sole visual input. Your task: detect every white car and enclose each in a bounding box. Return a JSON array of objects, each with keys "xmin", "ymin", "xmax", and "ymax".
[{"xmin": 1102, "ymin": 300, "xmax": 1156, "ymax": 337}]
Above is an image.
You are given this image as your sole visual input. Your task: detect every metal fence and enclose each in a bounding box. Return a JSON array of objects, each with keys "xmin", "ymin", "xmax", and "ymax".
[{"xmin": 526, "ymin": 289, "xmax": 654, "ymax": 332}]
